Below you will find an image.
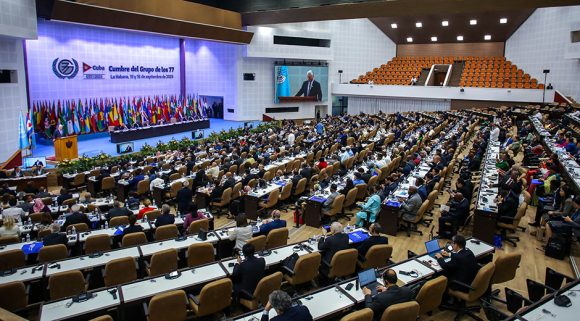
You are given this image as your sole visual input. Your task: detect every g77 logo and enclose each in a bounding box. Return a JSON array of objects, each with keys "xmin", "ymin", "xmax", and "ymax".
[{"xmin": 52, "ymin": 58, "xmax": 79, "ymax": 79}]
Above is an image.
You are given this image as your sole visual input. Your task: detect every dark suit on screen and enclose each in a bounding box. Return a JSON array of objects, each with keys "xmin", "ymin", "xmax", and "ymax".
[{"xmin": 295, "ymin": 79, "xmax": 322, "ymax": 101}]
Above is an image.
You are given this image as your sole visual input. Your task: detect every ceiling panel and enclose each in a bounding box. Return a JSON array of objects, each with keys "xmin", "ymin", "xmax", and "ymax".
[{"xmin": 370, "ymin": 9, "xmax": 535, "ymax": 44}]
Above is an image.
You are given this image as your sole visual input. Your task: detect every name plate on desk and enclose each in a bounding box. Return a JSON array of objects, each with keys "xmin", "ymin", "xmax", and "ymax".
[
  {"xmin": 385, "ymin": 200, "xmax": 401, "ymax": 208},
  {"xmin": 309, "ymin": 196, "xmax": 326, "ymax": 203}
]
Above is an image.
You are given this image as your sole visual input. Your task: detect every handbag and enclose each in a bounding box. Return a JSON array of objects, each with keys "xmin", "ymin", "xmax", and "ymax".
[{"xmin": 281, "ymin": 252, "xmax": 300, "ymax": 271}]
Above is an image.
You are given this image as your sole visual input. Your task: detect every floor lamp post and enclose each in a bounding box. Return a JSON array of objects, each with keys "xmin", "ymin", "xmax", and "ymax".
[{"xmin": 542, "ymin": 69, "xmax": 550, "ymax": 104}]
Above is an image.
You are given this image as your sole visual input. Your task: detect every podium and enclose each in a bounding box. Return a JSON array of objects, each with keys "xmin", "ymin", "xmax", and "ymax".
[
  {"xmin": 54, "ymin": 136, "xmax": 78, "ymax": 161},
  {"xmin": 278, "ymin": 96, "xmax": 318, "ymax": 103}
]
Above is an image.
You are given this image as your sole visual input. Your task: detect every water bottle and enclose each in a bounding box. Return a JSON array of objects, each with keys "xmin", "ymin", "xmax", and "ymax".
[
  {"xmin": 144, "ymin": 214, "xmax": 148, "ymax": 222},
  {"xmin": 125, "ymin": 199, "xmax": 129, "ymax": 208},
  {"xmin": 71, "ymin": 226, "xmax": 77, "ymax": 235},
  {"xmin": 26, "ymin": 234, "xmax": 30, "ymax": 242},
  {"xmin": 105, "ymin": 221, "xmax": 109, "ymax": 229},
  {"xmin": 22, "ymin": 237, "xmax": 26, "ymax": 243}
]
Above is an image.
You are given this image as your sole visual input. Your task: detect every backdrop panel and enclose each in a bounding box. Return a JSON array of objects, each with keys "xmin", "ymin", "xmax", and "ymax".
[{"xmin": 348, "ymin": 96, "xmax": 450, "ymax": 115}]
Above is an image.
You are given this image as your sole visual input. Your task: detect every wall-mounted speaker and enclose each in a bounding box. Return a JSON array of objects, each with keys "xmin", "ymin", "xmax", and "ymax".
[{"xmin": 243, "ymin": 73, "xmax": 255, "ymax": 81}]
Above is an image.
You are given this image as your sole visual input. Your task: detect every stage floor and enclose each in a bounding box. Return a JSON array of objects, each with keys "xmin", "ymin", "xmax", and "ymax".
[{"xmin": 33, "ymin": 119, "xmax": 260, "ymax": 159}]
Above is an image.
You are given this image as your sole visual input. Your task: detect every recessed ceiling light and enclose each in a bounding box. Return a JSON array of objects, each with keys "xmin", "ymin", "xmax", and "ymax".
[
  {"xmin": 431, "ymin": 36, "xmax": 438, "ymax": 42},
  {"xmin": 500, "ymin": 18, "xmax": 508, "ymax": 24},
  {"xmin": 406, "ymin": 37, "xmax": 413, "ymax": 42},
  {"xmin": 457, "ymin": 35, "xmax": 464, "ymax": 41},
  {"xmin": 391, "ymin": 23, "xmax": 398, "ymax": 29},
  {"xmin": 484, "ymin": 35, "xmax": 492, "ymax": 40},
  {"xmin": 442, "ymin": 20, "xmax": 449, "ymax": 26},
  {"xmin": 470, "ymin": 19, "xmax": 477, "ymax": 25},
  {"xmin": 415, "ymin": 22, "xmax": 422, "ymax": 28}
]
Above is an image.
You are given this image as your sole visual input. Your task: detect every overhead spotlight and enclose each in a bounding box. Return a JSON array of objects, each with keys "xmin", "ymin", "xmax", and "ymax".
[
  {"xmin": 457, "ymin": 35, "xmax": 464, "ymax": 41},
  {"xmin": 500, "ymin": 18, "xmax": 508, "ymax": 24},
  {"xmin": 406, "ymin": 37, "xmax": 413, "ymax": 42},
  {"xmin": 415, "ymin": 22, "xmax": 422, "ymax": 28},
  {"xmin": 391, "ymin": 23, "xmax": 398, "ymax": 29},
  {"xmin": 484, "ymin": 34, "xmax": 492, "ymax": 40},
  {"xmin": 431, "ymin": 36, "xmax": 438, "ymax": 42},
  {"xmin": 470, "ymin": 19, "xmax": 477, "ymax": 25},
  {"xmin": 442, "ymin": 20, "xmax": 449, "ymax": 26}
]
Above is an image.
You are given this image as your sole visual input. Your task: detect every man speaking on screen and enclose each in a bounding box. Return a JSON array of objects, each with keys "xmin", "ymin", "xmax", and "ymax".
[{"xmin": 295, "ymin": 70, "xmax": 322, "ymax": 101}]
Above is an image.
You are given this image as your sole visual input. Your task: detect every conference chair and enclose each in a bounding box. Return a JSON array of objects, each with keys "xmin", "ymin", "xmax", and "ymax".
[
  {"xmin": 265, "ymin": 227, "xmax": 288, "ymax": 250},
  {"xmin": 48, "ymin": 270, "xmax": 87, "ymax": 300},
  {"xmin": 239, "ymin": 272, "xmax": 283, "ymax": 311},
  {"xmin": 278, "ymin": 182, "xmax": 293, "ymax": 209},
  {"xmin": 104, "ymin": 257, "xmax": 138, "ymax": 287},
  {"xmin": 231, "ymin": 182, "xmax": 242, "ymax": 201},
  {"xmin": 186, "ymin": 243, "xmax": 215, "ymax": 267},
  {"xmin": 545, "ymin": 267, "xmax": 575, "ymax": 291},
  {"xmin": 29, "ymin": 212, "xmax": 43, "ymax": 224},
  {"xmin": 324, "ymin": 249, "xmax": 358, "ymax": 280},
  {"xmin": 62, "ymin": 198, "xmax": 77, "ymax": 207},
  {"xmin": 155, "ymin": 224, "xmax": 179, "ymax": 241},
  {"xmin": 209, "ymin": 187, "xmax": 232, "ymax": 216},
  {"xmin": 146, "ymin": 249, "xmax": 178, "ymax": 277},
  {"xmin": 400, "ymin": 200, "xmax": 430, "ymax": 237},
  {"xmin": 340, "ymin": 308, "xmax": 373, "ymax": 321},
  {"xmin": 136, "ymin": 179, "xmax": 151, "ymax": 198},
  {"xmin": 379, "ymin": 301, "xmax": 420, "ymax": 321},
  {"xmin": 0, "ymin": 236, "xmax": 19, "ymax": 246},
  {"xmin": 415, "ymin": 276, "xmax": 448, "ymax": 316},
  {"xmin": 503, "ymin": 287, "xmax": 533, "ymax": 314},
  {"xmin": 247, "ymin": 235, "xmax": 267, "ymax": 252},
  {"xmin": 109, "ymin": 216, "xmax": 129, "ymax": 227},
  {"xmin": 0, "ymin": 249, "xmax": 26, "ymax": 271},
  {"xmin": 145, "ymin": 290, "xmax": 190, "ymax": 321},
  {"xmin": 283, "ymin": 252, "xmax": 321, "ymax": 287},
  {"xmin": 490, "ymin": 253, "xmax": 522, "ymax": 296},
  {"xmin": 355, "ymin": 183, "xmax": 368, "ymax": 201},
  {"xmin": 497, "ymin": 202, "xmax": 527, "ymax": 247},
  {"xmin": 122, "ymin": 232, "xmax": 148, "ymax": 247},
  {"xmin": 70, "ymin": 173, "xmax": 86, "ymax": 190},
  {"xmin": 169, "ymin": 173, "xmax": 180, "ymax": 182},
  {"xmin": 358, "ymin": 244, "xmax": 393, "ymax": 270},
  {"xmin": 446, "ymin": 262, "xmax": 496, "ymax": 321},
  {"xmin": 66, "ymin": 223, "xmax": 89, "ymax": 233},
  {"xmin": 0, "ymin": 281, "xmax": 27, "ymax": 312},
  {"xmin": 145, "ymin": 210, "xmax": 161, "ymax": 221},
  {"xmin": 189, "ymin": 278, "xmax": 233, "ymax": 318},
  {"xmin": 323, "ymin": 194, "xmax": 345, "ymax": 219},
  {"xmin": 341, "ymin": 188, "xmax": 358, "ymax": 218},
  {"xmin": 186, "ymin": 219, "xmax": 210, "ymax": 235},
  {"xmin": 293, "ymin": 178, "xmax": 307, "ymax": 198},
  {"xmin": 84, "ymin": 234, "xmax": 111, "ymax": 254},
  {"xmin": 258, "ymin": 189, "xmax": 280, "ymax": 215},
  {"xmin": 38, "ymin": 244, "xmax": 68, "ymax": 263}
]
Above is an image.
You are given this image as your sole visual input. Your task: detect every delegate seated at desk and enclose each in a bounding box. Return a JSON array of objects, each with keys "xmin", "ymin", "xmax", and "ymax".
[
  {"xmin": 434, "ymin": 235, "xmax": 479, "ymax": 292},
  {"xmin": 356, "ymin": 223, "xmax": 388, "ymax": 257},
  {"xmin": 362, "ymin": 269, "xmax": 414, "ymax": 321},
  {"xmin": 155, "ymin": 204, "xmax": 175, "ymax": 227},
  {"xmin": 259, "ymin": 210, "xmax": 287, "ymax": 235},
  {"xmin": 399, "ymin": 186, "xmax": 422, "ymax": 221},
  {"xmin": 62, "ymin": 205, "xmax": 91, "ymax": 231},
  {"xmin": 43, "ymin": 223, "xmax": 68, "ymax": 246},
  {"xmin": 232, "ymin": 243, "xmax": 265, "ymax": 300},
  {"xmin": 318, "ymin": 222, "xmax": 349, "ymax": 276},
  {"xmin": 262, "ymin": 290, "xmax": 313, "ymax": 321}
]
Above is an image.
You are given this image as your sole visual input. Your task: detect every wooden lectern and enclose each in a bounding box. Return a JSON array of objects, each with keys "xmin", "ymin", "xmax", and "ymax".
[
  {"xmin": 278, "ymin": 96, "xmax": 318, "ymax": 103},
  {"xmin": 54, "ymin": 135, "xmax": 78, "ymax": 161}
]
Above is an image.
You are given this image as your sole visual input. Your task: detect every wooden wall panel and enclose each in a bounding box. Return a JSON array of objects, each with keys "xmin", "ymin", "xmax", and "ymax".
[{"xmin": 397, "ymin": 42, "xmax": 505, "ymax": 57}]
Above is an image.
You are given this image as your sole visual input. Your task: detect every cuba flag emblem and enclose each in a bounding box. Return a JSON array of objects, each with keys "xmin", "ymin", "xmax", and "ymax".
[{"xmin": 275, "ymin": 65, "xmax": 291, "ymax": 103}]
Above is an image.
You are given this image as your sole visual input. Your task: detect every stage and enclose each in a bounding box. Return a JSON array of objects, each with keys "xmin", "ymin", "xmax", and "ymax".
[{"xmin": 32, "ymin": 119, "xmax": 260, "ymax": 159}]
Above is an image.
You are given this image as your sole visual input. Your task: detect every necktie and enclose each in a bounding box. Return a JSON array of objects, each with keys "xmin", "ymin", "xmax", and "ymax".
[{"xmin": 307, "ymin": 81, "xmax": 312, "ymax": 96}]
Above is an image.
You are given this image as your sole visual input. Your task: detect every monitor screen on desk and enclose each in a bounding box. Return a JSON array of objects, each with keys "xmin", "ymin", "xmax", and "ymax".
[
  {"xmin": 358, "ymin": 269, "xmax": 377, "ymax": 287},
  {"xmin": 23, "ymin": 157, "xmax": 46, "ymax": 169},
  {"xmin": 274, "ymin": 65, "xmax": 328, "ymax": 103},
  {"xmin": 116, "ymin": 142, "xmax": 134, "ymax": 154}
]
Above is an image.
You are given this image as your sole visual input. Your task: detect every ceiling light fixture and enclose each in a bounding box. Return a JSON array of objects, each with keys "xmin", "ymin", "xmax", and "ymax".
[
  {"xmin": 431, "ymin": 36, "xmax": 438, "ymax": 42},
  {"xmin": 391, "ymin": 23, "xmax": 398, "ymax": 29},
  {"xmin": 500, "ymin": 18, "xmax": 508, "ymax": 24},
  {"xmin": 484, "ymin": 34, "xmax": 492, "ymax": 40},
  {"xmin": 416, "ymin": 22, "xmax": 422, "ymax": 28},
  {"xmin": 457, "ymin": 35, "xmax": 464, "ymax": 41},
  {"xmin": 406, "ymin": 37, "xmax": 413, "ymax": 42},
  {"xmin": 470, "ymin": 19, "xmax": 477, "ymax": 25},
  {"xmin": 442, "ymin": 20, "xmax": 449, "ymax": 26}
]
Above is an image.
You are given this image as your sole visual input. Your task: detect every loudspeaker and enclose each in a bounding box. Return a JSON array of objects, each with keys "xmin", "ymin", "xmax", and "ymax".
[{"xmin": 243, "ymin": 73, "xmax": 255, "ymax": 81}]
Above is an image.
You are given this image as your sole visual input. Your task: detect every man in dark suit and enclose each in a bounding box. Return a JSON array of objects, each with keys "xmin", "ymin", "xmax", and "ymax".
[
  {"xmin": 438, "ymin": 193, "xmax": 470, "ymax": 238},
  {"xmin": 498, "ymin": 187, "xmax": 520, "ymax": 224},
  {"xmin": 107, "ymin": 201, "xmax": 132, "ymax": 219},
  {"xmin": 435, "ymin": 235, "xmax": 479, "ymax": 292},
  {"xmin": 318, "ymin": 222, "xmax": 349, "ymax": 276},
  {"xmin": 56, "ymin": 188, "xmax": 73, "ymax": 206},
  {"xmin": 232, "ymin": 243, "xmax": 266, "ymax": 299},
  {"xmin": 155, "ymin": 204, "xmax": 175, "ymax": 227},
  {"xmin": 52, "ymin": 124, "xmax": 64, "ymax": 140},
  {"xmin": 295, "ymin": 70, "xmax": 322, "ymax": 102},
  {"xmin": 258, "ymin": 210, "xmax": 287, "ymax": 235},
  {"xmin": 127, "ymin": 169, "xmax": 145, "ymax": 191},
  {"xmin": 363, "ymin": 269, "xmax": 414, "ymax": 321},
  {"xmin": 122, "ymin": 215, "xmax": 144, "ymax": 236},
  {"xmin": 262, "ymin": 290, "xmax": 313, "ymax": 321},
  {"xmin": 43, "ymin": 223, "xmax": 69, "ymax": 246},
  {"xmin": 299, "ymin": 163, "xmax": 313, "ymax": 181},
  {"xmin": 356, "ymin": 223, "xmax": 388, "ymax": 258},
  {"xmin": 415, "ymin": 177, "xmax": 428, "ymax": 201},
  {"xmin": 242, "ymin": 168, "xmax": 257, "ymax": 186},
  {"xmin": 62, "ymin": 205, "xmax": 91, "ymax": 231},
  {"xmin": 176, "ymin": 180, "xmax": 193, "ymax": 214}
]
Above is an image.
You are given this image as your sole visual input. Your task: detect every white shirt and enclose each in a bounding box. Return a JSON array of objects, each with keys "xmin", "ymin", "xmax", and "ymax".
[
  {"xmin": 287, "ymin": 133, "xmax": 295, "ymax": 146},
  {"xmin": 150, "ymin": 177, "xmax": 165, "ymax": 191},
  {"xmin": 228, "ymin": 226, "xmax": 253, "ymax": 250},
  {"xmin": 490, "ymin": 127, "xmax": 500, "ymax": 141}
]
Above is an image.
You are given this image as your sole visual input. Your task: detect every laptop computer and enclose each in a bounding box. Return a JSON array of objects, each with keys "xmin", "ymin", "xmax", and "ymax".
[
  {"xmin": 425, "ymin": 239, "xmax": 442, "ymax": 258},
  {"xmin": 358, "ymin": 269, "xmax": 379, "ymax": 297}
]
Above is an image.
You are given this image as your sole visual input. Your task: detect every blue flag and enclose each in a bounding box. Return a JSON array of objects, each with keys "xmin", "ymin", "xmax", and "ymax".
[
  {"xmin": 275, "ymin": 66, "xmax": 291, "ymax": 103},
  {"xmin": 19, "ymin": 112, "xmax": 30, "ymax": 150}
]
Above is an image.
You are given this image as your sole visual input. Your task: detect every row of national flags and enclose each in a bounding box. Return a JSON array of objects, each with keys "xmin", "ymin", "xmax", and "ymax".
[{"xmin": 28, "ymin": 94, "xmax": 210, "ymax": 140}]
